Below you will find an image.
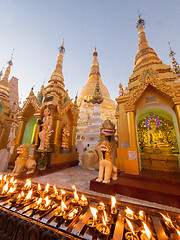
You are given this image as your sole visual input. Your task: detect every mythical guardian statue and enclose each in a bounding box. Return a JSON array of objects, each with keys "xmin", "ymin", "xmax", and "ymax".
[
  {"xmin": 12, "ymin": 144, "xmax": 36, "ymax": 175},
  {"xmin": 82, "ymin": 119, "xmax": 117, "ymax": 182}
]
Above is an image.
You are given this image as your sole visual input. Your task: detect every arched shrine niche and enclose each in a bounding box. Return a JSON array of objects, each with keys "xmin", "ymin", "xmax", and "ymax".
[
  {"xmin": 22, "ymin": 116, "xmax": 37, "ymax": 145},
  {"xmin": 137, "ymin": 108, "xmax": 179, "ymax": 172}
]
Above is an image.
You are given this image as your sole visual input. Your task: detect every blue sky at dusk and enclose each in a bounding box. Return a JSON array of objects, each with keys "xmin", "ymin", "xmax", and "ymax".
[{"xmin": 0, "ymin": 0, "xmax": 180, "ymax": 103}]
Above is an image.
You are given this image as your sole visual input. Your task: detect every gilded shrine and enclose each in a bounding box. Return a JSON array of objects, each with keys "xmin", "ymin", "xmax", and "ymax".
[
  {"xmin": 8, "ymin": 43, "xmax": 79, "ymax": 168},
  {"xmin": 115, "ymin": 16, "xmax": 180, "ymax": 174}
]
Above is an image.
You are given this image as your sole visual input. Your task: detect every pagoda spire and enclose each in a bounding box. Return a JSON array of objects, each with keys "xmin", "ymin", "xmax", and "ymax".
[
  {"xmin": 168, "ymin": 42, "xmax": 180, "ymax": 77},
  {"xmin": 89, "ymin": 47, "xmax": 100, "ymax": 76},
  {"xmin": 48, "ymin": 41, "xmax": 65, "ymax": 90},
  {"xmin": 134, "ymin": 14, "xmax": 160, "ymax": 69},
  {"xmin": 0, "ymin": 59, "xmax": 13, "ymax": 88},
  {"xmin": 91, "ymin": 72, "xmax": 103, "ymax": 104}
]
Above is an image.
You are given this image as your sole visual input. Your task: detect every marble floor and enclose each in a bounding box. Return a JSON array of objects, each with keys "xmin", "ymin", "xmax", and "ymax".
[{"xmin": 32, "ymin": 166, "xmax": 180, "ymax": 213}]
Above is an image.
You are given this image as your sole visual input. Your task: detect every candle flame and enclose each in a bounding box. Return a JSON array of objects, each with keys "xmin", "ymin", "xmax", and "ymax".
[
  {"xmin": 3, "ymin": 175, "xmax": 7, "ymax": 182},
  {"xmin": 176, "ymin": 229, "xmax": 180, "ymax": 236},
  {"xmin": 0, "ymin": 175, "xmax": 2, "ymax": 181},
  {"xmin": 53, "ymin": 185, "xmax": 58, "ymax": 195},
  {"xmin": 99, "ymin": 202, "xmax": 105, "ymax": 208},
  {"xmin": 74, "ymin": 190, "xmax": 79, "ymax": 201},
  {"xmin": 71, "ymin": 185, "xmax": 79, "ymax": 201},
  {"xmin": 69, "ymin": 208, "xmax": 78, "ymax": 218},
  {"xmin": 81, "ymin": 194, "xmax": 87, "ymax": 202},
  {"xmin": 36, "ymin": 198, "xmax": 42, "ymax": 205},
  {"xmin": 7, "ymin": 186, "xmax": 16, "ymax": 194},
  {"xmin": 111, "ymin": 196, "xmax": 116, "ymax": 209},
  {"xmin": 2, "ymin": 182, "xmax": 8, "ymax": 194},
  {"xmin": 102, "ymin": 216, "xmax": 106, "ymax": 225},
  {"xmin": 38, "ymin": 183, "xmax": 41, "ymax": 191},
  {"xmin": 10, "ymin": 177, "xmax": 14, "ymax": 183},
  {"xmin": 125, "ymin": 207, "xmax": 134, "ymax": 217},
  {"xmin": 61, "ymin": 200, "xmax": 67, "ymax": 211},
  {"xmin": 139, "ymin": 210, "xmax": 144, "ymax": 218},
  {"xmin": 160, "ymin": 213, "xmax": 174, "ymax": 227},
  {"xmin": 61, "ymin": 189, "xmax": 66, "ymax": 195},
  {"xmin": 126, "ymin": 218, "xmax": 135, "ymax": 234},
  {"xmin": 24, "ymin": 179, "xmax": 31, "ymax": 188},
  {"xmin": 90, "ymin": 206, "xmax": 98, "ymax": 220},
  {"xmin": 45, "ymin": 182, "xmax": 50, "ymax": 192},
  {"xmin": 103, "ymin": 210, "xmax": 108, "ymax": 223},
  {"xmin": 44, "ymin": 196, "xmax": 51, "ymax": 207},
  {"xmin": 71, "ymin": 185, "xmax": 77, "ymax": 191},
  {"xmin": 18, "ymin": 191, "xmax": 24, "ymax": 199},
  {"xmin": 25, "ymin": 189, "xmax": 33, "ymax": 200},
  {"xmin": 141, "ymin": 222, "xmax": 151, "ymax": 239}
]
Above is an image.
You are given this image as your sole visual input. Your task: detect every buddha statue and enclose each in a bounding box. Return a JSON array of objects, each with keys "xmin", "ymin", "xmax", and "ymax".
[{"xmin": 145, "ymin": 119, "xmax": 171, "ymax": 153}]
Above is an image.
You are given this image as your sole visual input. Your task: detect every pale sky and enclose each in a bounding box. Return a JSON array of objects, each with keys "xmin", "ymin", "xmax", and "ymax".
[{"xmin": 0, "ymin": 0, "xmax": 180, "ymax": 104}]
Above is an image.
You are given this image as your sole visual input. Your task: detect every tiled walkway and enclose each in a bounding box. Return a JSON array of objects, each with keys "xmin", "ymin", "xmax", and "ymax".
[{"xmin": 32, "ymin": 166, "xmax": 180, "ymax": 213}]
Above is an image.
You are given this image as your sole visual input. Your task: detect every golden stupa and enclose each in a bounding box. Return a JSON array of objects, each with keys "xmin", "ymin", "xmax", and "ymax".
[{"xmin": 77, "ymin": 48, "xmax": 117, "ymax": 140}]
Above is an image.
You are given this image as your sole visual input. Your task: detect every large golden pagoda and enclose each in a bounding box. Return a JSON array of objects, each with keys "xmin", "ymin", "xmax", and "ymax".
[
  {"xmin": 115, "ymin": 15, "xmax": 180, "ymax": 174},
  {"xmin": 77, "ymin": 48, "xmax": 117, "ymax": 140}
]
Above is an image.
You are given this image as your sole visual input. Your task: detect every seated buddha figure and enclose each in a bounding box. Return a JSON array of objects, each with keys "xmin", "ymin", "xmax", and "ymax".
[{"xmin": 146, "ymin": 120, "xmax": 171, "ymax": 153}]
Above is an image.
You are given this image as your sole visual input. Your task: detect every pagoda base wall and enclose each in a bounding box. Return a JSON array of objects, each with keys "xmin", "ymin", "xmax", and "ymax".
[{"xmin": 141, "ymin": 152, "xmax": 180, "ymax": 172}]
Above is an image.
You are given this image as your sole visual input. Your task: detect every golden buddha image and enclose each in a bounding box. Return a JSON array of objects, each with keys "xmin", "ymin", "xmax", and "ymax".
[
  {"xmin": 137, "ymin": 114, "xmax": 178, "ymax": 154},
  {"xmin": 148, "ymin": 120, "xmax": 167, "ymax": 148}
]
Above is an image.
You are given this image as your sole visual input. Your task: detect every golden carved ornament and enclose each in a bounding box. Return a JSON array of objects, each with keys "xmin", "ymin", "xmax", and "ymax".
[
  {"xmin": 125, "ymin": 70, "xmax": 180, "ymax": 107},
  {"xmin": 21, "ymin": 90, "xmax": 41, "ymax": 116}
]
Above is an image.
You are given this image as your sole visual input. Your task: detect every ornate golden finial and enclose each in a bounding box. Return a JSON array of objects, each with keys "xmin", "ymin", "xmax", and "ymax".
[
  {"xmin": 136, "ymin": 11, "xmax": 145, "ymax": 28},
  {"xmin": 1, "ymin": 51, "xmax": 14, "ymax": 85},
  {"xmin": 91, "ymin": 72, "xmax": 103, "ymax": 104},
  {"xmin": 168, "ymin": 42, "xmax": 180, "ymax": 76},
  {"xmin": 90, "ymin": 47, "xmax": 100, "ymax": 76},
  {"xmin": 59, "ymin": 40, "xmax": 65, "ymax": 54},
  {"xmin": 74, "ymin": 93, "xmax": 78, "ymax": 107},
  {"xmin": 93, "ymin": 47, "xmax": 98, "ymax": 57},
  {"xmin": 7, "ymin": 48, "xmax": 14, "ymax": 67},
  {"xmin": 119, "ymin": 83, "xmax": 124, "ymax": 96},
  {"xmin": 29, "ymin": 86, "xmax": 35, "ymax": 97}
]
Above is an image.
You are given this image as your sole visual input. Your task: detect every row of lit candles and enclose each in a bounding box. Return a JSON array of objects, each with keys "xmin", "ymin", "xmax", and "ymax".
[
  {"xmin": 124, "ymin": 207, "xmax": 180, "ymax": 240},
  {"xmin": 0, "ymin": 174, "xmax": 179, "ymax": 239}
]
